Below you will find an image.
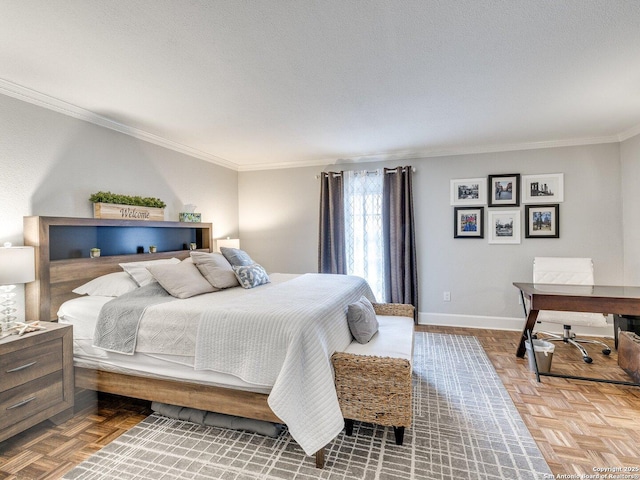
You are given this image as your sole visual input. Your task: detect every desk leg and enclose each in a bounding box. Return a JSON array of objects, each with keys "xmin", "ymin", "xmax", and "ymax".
[{"xmin": 517, "ymin": 309, "xmax": 539, "ymax": 357}]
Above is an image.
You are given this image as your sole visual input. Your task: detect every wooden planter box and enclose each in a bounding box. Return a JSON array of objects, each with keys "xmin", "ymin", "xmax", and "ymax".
[{"xmin": 93, "ymin": 203, "xmax": 165, "ymax": 221}]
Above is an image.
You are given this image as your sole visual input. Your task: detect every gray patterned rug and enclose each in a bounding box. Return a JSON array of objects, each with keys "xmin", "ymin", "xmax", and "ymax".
[{"xmin": 63, "ymin": 333, "xmax": 552, "ymax": 480}]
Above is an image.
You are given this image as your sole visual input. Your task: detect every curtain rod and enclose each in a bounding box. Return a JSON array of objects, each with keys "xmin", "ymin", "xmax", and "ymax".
[{"xmin": 315, "ymin": 166, "xmax": 416, "ymax": 179}]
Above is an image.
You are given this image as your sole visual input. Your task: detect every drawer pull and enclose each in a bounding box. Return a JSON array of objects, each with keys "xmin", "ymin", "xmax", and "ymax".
[
  {"xmin": 7, "ymin": 396, "xmax": 37, "ymax": 410},
  {"xmin": 6, "ymin": 361, "xmax": 37, "ymax": 373}
]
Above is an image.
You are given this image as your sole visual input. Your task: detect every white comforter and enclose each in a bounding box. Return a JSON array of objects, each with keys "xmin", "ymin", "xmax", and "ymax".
[{"xmin": 195, "ymin": 273, "xmax": 375, "ymax": 455}]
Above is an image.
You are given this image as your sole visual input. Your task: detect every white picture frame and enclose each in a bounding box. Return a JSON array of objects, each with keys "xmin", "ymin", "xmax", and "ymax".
[
  {"xmin": 488, "ymin": 209, "xmax": 521, "ymax": 244},
  {"xmin": 450, "ymin": 178, "xmax": 486, "ymax": 205},
  {"xmin": 521, "ymin": 173, "xmax": 564, "ymax": 204}
]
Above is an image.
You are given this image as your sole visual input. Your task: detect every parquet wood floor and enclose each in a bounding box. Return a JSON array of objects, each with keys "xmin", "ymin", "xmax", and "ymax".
[{"xmin": 1, "ymin": 327, "xmax": 639, "ymax": 479}]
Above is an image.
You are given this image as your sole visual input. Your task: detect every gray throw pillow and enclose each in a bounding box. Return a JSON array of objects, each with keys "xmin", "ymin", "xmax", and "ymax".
[
  {"xmin": 220, "ymin": 247, "xmax": 254, "ymax": 266},
  {"xmin": 190, "ymin": 251, "xmax": 239, "ymax": 289},
  {"xmin": 232, "ymin": 263, "xmax": 270, "ymax": 289},
  {"xmin": 347, "ymin": 296, "xmax": 379, "ymax": 344},
  {"xmin": 147, "ymin": 260, "xmax": 216, "ymax": 299}
]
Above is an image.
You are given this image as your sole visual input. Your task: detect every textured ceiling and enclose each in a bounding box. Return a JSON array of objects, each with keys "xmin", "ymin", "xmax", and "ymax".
[{"xmin": 1, "ymin": 0, "xmax": 640, "ymax": 170}]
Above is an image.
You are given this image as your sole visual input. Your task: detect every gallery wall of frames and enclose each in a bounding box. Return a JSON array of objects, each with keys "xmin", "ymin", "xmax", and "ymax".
[{"xmin": 451, "ymin": 173, "xmax": 563, "ymax": 244}]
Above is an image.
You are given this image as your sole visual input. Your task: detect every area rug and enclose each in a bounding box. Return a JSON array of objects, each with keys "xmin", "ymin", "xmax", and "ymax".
[{"xmin": 63, "ymin": 333, "xmax": 552, "ymax": 480}]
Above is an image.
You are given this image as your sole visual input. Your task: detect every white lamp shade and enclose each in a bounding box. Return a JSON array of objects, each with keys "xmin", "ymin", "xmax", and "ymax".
[
  {"xmin": 216, "ymin": 238, "xmax": 240, "ymax": 252},
  {"xmin": 0, "ymin": 246, "xmax": 35, "ymax": 285}
]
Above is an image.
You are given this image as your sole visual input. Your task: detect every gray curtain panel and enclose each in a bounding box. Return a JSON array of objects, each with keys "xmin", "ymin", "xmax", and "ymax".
[
  {"xmin": 383, "ymin": 166, "xmax": 419, "ymax": 320},
  {"xmin": 318, "ymin": 171, "xmax": 346, "ymax": 274}
]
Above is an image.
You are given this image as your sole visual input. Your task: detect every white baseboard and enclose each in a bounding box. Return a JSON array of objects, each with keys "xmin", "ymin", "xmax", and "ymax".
[{"xmin": 418, "ymin": 312, "xmax": 615, "ymax": 338}]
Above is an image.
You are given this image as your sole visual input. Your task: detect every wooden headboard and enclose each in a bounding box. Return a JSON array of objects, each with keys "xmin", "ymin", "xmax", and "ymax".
[{"xmin": 24, "ymin": 216, "xmax": 213, "ymax": 321}]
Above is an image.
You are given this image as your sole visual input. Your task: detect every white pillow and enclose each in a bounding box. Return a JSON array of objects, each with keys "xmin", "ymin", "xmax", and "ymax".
[
  {"xmin": 72, "ymin": 272, "xmax": 139, "ymax": 297},
  {"xmin": 147, "ymin": 261, "xmax": 216, "ymax": 299},
  {"xmin": 119, "ymin": 257, "xmax": 181, "ymax": 286}
]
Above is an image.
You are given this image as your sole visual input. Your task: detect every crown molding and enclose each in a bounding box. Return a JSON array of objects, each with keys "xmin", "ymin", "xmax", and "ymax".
[
  {"xmin": 0, "ymin": 78, "xmax": 239, "ymax": 171},
  {"xmin": 238, "ymin": 135, "xmax": 622, "ymax": 171},
  {"xmin": 618, "ymin": 122, "xmax": 640, "ymax": 142},
  {"xmin": 2, "ymin": 78, "xmax": 637, "ymax": 173}
]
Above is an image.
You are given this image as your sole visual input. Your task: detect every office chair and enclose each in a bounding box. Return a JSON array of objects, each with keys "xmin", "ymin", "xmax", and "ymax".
[{"xmin": 532, "ymin": 257, "xmax": 611, "ymax": 363}]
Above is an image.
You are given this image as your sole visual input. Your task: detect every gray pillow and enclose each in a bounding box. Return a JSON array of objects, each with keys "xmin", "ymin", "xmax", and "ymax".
[
  {"xmin": 190, "ymin": 251, "xmax": 239, "ymax": 289},
  {"xmin": 347, "ymin": 296, "xmax": 379, "ymax": 344},
  {"xmin": 147, "ymin": 260, "xmax": 216, "ymax": 299},
  {"xmin": 220, "ymin": 247, "xmax": 254, "ymax": 266},
  {"xmin": 232, "ymin": 263, "xmax": 270, "ymax": 289}
]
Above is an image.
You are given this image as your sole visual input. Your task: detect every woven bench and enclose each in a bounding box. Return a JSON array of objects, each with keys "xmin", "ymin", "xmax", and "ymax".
[{"xmin": 331, "ymin": 303, "xmax": 415, "ymax": 445}]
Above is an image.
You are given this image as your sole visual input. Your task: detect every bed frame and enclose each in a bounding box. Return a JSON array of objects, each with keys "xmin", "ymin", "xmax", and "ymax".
[{"xmin": 24, "ymin": 216, "xmax": 325, "ymax": 467}]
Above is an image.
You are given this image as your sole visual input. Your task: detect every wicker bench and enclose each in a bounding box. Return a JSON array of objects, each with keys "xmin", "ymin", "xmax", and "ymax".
[{"xmin": 332, "ymin": 303, "xmax": 415, "ymax": 445}]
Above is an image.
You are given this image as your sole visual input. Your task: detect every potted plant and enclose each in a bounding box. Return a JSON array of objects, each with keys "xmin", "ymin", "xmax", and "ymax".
[
  {"xmin": 89, "ymin": 191, "xmax": 166, "ymax": 221},
  {"xmin": 90, "ymin": 248, "xmax": 101, "ymax": 258},
  {"xmin": 149, "ymin": 245, "xmax": 157, "ymax": 253}
]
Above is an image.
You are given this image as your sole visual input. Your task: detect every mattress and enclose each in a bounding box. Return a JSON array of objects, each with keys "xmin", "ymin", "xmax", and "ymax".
[{"xmin": 58, "ymin": 294, "xmax": 271, "ymax": 394}]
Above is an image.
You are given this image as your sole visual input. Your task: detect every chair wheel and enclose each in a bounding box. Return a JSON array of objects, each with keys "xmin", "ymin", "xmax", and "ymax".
[
  {"xmin": 602, "ymin": 348, "xmax": 611, "ymax": 355},
  {"xmin": 583, "ymin": 356, "xmax": 593, "ymax": 363}
]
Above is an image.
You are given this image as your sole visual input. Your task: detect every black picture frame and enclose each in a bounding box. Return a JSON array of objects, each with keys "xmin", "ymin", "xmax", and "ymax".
[
  {"xmin": 525, "ymin": 204, "xmax": 560, "ymax": 238},
  {"xmin": 454, "ymin": 207, "xmax": 484, "ymax": 238},
  {"xmin": 488, "ymin": 173, "xmax": 520, "ymax": 207}
]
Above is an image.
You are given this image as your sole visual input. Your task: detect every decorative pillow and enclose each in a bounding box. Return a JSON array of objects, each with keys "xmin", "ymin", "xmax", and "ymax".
[
  {"xmin": 147, "ymin": 260, "xmax": 216, "ymax": 299},
  {"xmin": 72, "ymin": 271, "xmax": 139, "ymax": 297},
  {"xmin": 119, "ymin": 257, "xmax": 181, "ymax": 286},
  {"xmin": 347, "ymin": 296, "xmax": 379, "ymax": 344},
  {"xmin": 190, "ymin": 251, "xmax": 239, "ymax": 289},
  {"xmin": 232, "ymin": 263, "xmax": 270, "ymax": 289},
  {"xmin": 220, "ymin": 247, "xmax": 254, "ymax": 267}
]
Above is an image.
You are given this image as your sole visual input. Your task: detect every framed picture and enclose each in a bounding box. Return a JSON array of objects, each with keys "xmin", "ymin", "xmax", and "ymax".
[
  {"xmin": 454, "ymin": 207, "xmax": 484, "ymax": 238},
  {"xmin": 450, "ymin": 178, "xmax": 486, "ymax": 206},
  {"xmin": 521, "ymin": 173, "xmax": 564, "ymax": 203},
  {"xmin": 488, "ymin": 209, "xmax": 521, "ymax": 244},
  {"xmin": 525, "ymin": 204, "xmax": 559, "ymax": 238},
  {"xmin": 488, "ymin": 174, "xmax": 520, "ymax": 207}
]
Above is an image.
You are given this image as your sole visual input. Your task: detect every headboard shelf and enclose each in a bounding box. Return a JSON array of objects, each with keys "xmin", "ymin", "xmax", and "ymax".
[{"xmin": 24, "ymin": 216, "xmax": 213, "ymax": 321}]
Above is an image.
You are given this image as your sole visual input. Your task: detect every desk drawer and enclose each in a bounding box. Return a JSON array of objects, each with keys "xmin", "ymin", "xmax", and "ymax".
[
  {"xmin": 0, "ymin": 371, "xmax": 64, "ymax": 430},
  {"xmin": 1, "ymin": 338, "xmax": 62, "ymax": 392}
]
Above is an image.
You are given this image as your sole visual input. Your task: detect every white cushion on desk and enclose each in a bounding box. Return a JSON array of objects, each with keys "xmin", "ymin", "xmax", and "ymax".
[{"xmin": 342, "ymin": 315, "xmax": 414, "ymax": 361}]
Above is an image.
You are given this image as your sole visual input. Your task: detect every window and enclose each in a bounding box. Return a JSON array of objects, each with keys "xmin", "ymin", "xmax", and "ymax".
[{"xmin": 344, "ymin": 170, "xmax": 385, "ymax": 301}]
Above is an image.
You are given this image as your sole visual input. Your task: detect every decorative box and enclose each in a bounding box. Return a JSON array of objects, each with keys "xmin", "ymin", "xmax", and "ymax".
[{"xmin": 179, "ymin": 212, "xmax": 202, "ymax": 223}]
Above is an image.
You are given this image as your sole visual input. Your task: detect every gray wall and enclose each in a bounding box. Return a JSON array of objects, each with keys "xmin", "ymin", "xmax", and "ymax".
[
  {"xmin": 621, "ymin": 133, "xmax": 640, "ymax": 285},
  {"xmin": 0, "ymin": 94, "xmax": 239, "ymax": 321},
  {"xmin": 0, "ymin": 94, "xmax": 239, "ymax": 245},
  {"xmin": 239, "ymin": 143, "xmax": 625, "ymax": 327}
]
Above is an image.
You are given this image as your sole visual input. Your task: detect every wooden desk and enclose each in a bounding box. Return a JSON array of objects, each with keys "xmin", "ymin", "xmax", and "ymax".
[{"xmin": 513, "ymin": 282, "xmax": 640, "ymax": 358}]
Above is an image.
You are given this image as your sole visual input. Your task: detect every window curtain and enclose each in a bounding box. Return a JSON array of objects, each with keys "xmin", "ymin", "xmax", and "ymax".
[
  {"xmin": 383, "ymin": 166, "xmax": 419, "ymax": 320},
  {"xmin": 344, "ymin": 170, "xmax": 385, "ymax": 302},
  {"xmin": 318, "ymin": 171, "xmax": 346, "ymax": 274}
]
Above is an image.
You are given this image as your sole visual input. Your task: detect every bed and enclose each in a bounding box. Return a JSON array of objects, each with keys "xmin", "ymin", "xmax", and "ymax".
[{"xmin": 24, "ymin": 216, "xmax": 375, "ymax": 467}]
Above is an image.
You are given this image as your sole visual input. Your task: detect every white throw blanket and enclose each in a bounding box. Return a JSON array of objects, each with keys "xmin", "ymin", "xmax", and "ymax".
[{"xmin": 195, "ymin": 273, "xmax": 375, "ymax": 456}]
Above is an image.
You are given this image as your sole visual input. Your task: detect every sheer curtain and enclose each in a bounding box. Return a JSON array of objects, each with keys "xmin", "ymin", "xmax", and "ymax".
[{"xmin": 343, "ymin": 170, "xmax": 385, "ymax": 302}]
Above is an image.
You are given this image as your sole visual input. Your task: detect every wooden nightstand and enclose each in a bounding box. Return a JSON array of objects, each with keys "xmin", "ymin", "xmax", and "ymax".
[{"xmin": 0, "ymin": 322, "xmax": 74, "ymax": 442}]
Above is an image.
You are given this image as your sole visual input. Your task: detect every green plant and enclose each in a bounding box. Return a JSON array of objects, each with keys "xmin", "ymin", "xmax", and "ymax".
[
  {"xmin": 89, "ymin": 191, "xmax": 166, "ymax": 209},
  {"xmin": 90, "ymin": 247, "xmax": 100, "ymax": 252}
]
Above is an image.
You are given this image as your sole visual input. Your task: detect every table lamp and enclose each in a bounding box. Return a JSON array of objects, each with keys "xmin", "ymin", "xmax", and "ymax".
[
  {"xmin": 216, "ymin": 237, "xmax": 240, "ymax": 252},
  {"xmin": 0, "ymin": 242, "xmax": 35, "ymax": 330}
]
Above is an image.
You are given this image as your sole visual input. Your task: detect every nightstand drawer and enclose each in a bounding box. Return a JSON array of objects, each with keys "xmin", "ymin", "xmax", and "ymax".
[
  {"xmin": 1, "ymin": 337, "xmax": 63, "ymax": 392},
  {"xmin": 0, "ymin": 371, "xmax": 64, "ymax": 430}
]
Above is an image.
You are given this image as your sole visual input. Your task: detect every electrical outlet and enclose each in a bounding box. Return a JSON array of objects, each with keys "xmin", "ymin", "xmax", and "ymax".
[{"xmin": 443, "ymin": 291, "xmax": 451, "ymax": 302}]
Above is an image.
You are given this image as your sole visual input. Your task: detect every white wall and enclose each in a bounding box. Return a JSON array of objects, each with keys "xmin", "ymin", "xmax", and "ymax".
[
  {"xmin": 621, "ymin": 133, "xmax": 640, "ymax": 285},
  {"xmin": 239, "ymin": 143, "xmax": 624, "ymax": 328},
  {"xmin": 0, "ymin": 93, "xmax": 239, "ymax": 321}
]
